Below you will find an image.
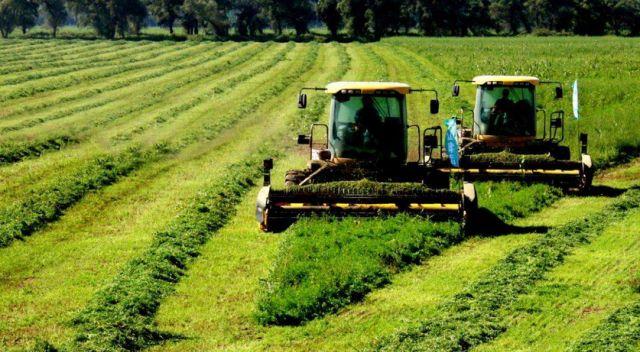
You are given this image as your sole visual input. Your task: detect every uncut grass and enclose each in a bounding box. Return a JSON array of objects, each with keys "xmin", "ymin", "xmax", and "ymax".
[
  {"xmin": 0, "ymin": 44, "xmax": 311, "ymax": 246},
  {"xmin": 474, "ymin": 209, "xmax": 640, "ymax": 352},
  {"xmin": 0, "ymin": 43, "xmax": 334, "ymax": 351},
  {"xmin": 0, "ymin": 42, "xmax": 225, "ymax": 120},
  {"xmin": 394, "ymin": 37, "xmax": 640, "ymax": 166},
  {"xmin": 371, "ymin": 188, "xmax": 640, "ymax": 352},
  {"xmin": 255, "ymin": 181, "xmax": 560, "ymax": 327}
]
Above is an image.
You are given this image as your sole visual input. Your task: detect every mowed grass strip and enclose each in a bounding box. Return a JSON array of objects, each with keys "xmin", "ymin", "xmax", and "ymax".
[
  {"xmin": 0, "ymin": 42, "xmax": 226, "ymax": 120},
  {"xmin": 0, "ymin": 43, "xmax": 258, "ymax": 163},
  {"xmin": 0, "ymin": 41, "xmax": 219, "ymax": 104},
  {"xmin": 0, "ymin": 44, "xmax": 317, "ymax": 248},
  {"xmin": 0, "ymin": 41, "xmax": 161, "ymax": 85},
  {"xmin": 371, "ymin": 188, "xmax": 640, "ymax": 352},
  {"xmin": 0, "ymin": 41, "xmax": 152, "ymax": 76},
  {"xmin": 0, "ymin": 144, "xmax": 171, "ymax": 248},
  {"xmin": 109, "ymin": 42, "xmax": 296, "ymax": 142},
  {"xmin": 69, "ymin": 150, "xmax": 275, "ymax": 351}
]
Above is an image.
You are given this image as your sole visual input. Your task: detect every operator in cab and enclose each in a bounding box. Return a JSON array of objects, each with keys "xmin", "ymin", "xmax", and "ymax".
[
  {"xmin": 354, "ymin": 95, "xmax": 382, "ymax": 147},
  {"xmin": 490, "ymin": 89, "xmax": 515, "ymax": 135}
]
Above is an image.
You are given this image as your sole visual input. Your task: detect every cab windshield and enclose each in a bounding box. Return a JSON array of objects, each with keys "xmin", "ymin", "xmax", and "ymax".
[
  {"xmin": 331, "ymin": 94, "xmax": 406, "ymax": 161},
  {"xmin": 477, "ymin": 85, "xmax": 535, "ymax": 136}
]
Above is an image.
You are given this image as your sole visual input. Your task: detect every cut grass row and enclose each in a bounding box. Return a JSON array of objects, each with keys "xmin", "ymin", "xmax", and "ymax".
[
  {"xmin": 0, "ymin": 43, "xmax": 260, "ymax": 163},
  {"xmin": 66, "ymin": 43, "xmax": 328, "ymax": 352},
  {"xmin": 0, "ymin": 42, "xmax": 226, "ymax": 104},
  {"xmin": 0, "ymin": 41, "xmax": 152, "ymax": 76},
  {"xmin": 0, "ymin": 42, "xmax": 227, "ymax": 120},
  {"xmin": 0, "ymin": 43, "xmax": 334, "ymax": 351},
  {"xmin": 570, "ymin": 296, "xmax": 640, "ymax": 351},
  {"xmin": 64, "ymin": 42, "xmax": 344, "ymax": 352},
  {"xmin": 0, "ymin": 41, "xmax": 163, "ymax": 86},
  {"xmin": 0, "ymin": 43, "xmax": 298, "ymax": 205},
  {"xmin": 110, "ymin": 42, "xmax": 295, "ymax": 142},
  {"xmin": 371, "ymin": 188, "xmax": 640, "ymax": 351},
  {"xmin": 0, "ymin": 145, "xmax": 169, "ymax": 248},
  {"xmin": 0, "ymin": 40, "xmax": 107, "ymax": 63},
  {"xmin": 0, "ymin": 44, "xmax": 317, "ymax": 248}
]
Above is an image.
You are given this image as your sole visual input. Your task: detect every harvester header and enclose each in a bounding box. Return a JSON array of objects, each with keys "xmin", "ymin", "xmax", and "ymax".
[{"xmin": 257, "ymin": 81, "xmax": 477, "ymax": 232}]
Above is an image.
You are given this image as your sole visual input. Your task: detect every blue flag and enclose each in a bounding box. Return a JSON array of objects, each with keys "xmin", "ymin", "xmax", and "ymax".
[
  {"xmin": 445, "ymin": 118, "xmax": 460, "ymax": 167},
  {"xmin": 572, "ymin": 80, "xmax": 580, "ymax": 120}
]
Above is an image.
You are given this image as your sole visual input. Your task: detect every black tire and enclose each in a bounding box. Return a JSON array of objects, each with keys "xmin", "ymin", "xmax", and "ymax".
[{"xmin": 284, "ymin": 170, "xmax": 308, "ymax": 187}]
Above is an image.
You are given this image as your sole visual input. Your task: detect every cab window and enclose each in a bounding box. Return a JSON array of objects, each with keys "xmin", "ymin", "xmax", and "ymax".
[{"xmin": 477, "ymin": 85, "xmax": 535, "ymax": 136}]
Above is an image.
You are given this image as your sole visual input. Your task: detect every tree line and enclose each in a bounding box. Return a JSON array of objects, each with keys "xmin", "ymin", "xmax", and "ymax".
[{"xmin": 0, "ymin": 0, "xmax": 639, "ymax": 39}]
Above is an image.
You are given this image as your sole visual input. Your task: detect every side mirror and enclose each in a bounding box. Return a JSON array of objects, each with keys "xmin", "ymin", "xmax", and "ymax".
[
  {"xmin": 297, "ymin": 134, "xmax": 310, "ymax": 145},
  {"xmin": 430, "ymin": 99, "xmax": 440, "ymax": 114},
  {"xmin": 298, "ymin": 93, "xmax": 307, "ymax": 109},
  {"xmin": 580, "ymin": 133, "xmax": 588, "ymax": 153},
  {"xmin": 263, "ymin": 158, "xmax": 273, "ymax": 171},
  {"xmin": 423, "ymin": 135, "xmax": 439, "ymax": 148},
  {"xmin": 452, "ymin": 85, "xmax": 460, "ymax": 97},
  {"xmin": 555, "ymin": 87, "xmax": 563, "ymax": 99}
]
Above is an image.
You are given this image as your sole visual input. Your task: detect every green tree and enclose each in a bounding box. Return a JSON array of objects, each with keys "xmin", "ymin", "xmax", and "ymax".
[
  {"xmin": 147, "ymin": 0, "xmax": 183, "ymax": 34},
  {"xmin": 12, "ymin": 0, "xmax": 38, "ymax": 34},
  {"xmin": 489, "ymin": 0, "xmax": 531, "ymax": 34},
  {"xmin": 526, "ymin": 0, "xmax": 576, "ymax": 32},
  {"xmin": 573, "ymin": 0, "xmax": 610, "ymax": 35},
  {"xmin": 0, "ymin": 0, "xmax": 16, "ymax": 38},
  {"xmin": 233, "ymin": 0, "xmax": 263, "ymax": 36},
  {"xmin": 41, "ymin": 0, "xmax": 68, "ymax": 37},
  {"xmin": 83, "ymin": 0, "xmax": 148, "ymax": 39},
  {"xmin": 182, "ymin": 0, "xmax": 230, "ymax": 36},
  {"xmin": 611, "ymin": 0, "xmax": 640, "ymax": 35},
  {"xmin": 337, "ymin": 0, "xmax": 367, "ymax": 37},
  {"xmin": 317, "ymin": 0, "xmax": 340, "ymax": 38},
  {"xmin": 261, "ymin": 0, "xmax": 312, "ymax": 36}
]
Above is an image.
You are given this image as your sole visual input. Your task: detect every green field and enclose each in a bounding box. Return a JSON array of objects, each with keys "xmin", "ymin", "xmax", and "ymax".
[{"xmin": 0, "ymin": 37, "xmax": 639, "ymax": 351}]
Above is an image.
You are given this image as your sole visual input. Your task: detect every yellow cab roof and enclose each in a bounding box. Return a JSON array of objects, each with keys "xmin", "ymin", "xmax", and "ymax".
[
  {"xmin": 472, "ymin": 75, "xmax": 540, "ymax": 86},
  {"xmin": 325, "ymin": 82, "xmax": 411, "ymax": 95}
]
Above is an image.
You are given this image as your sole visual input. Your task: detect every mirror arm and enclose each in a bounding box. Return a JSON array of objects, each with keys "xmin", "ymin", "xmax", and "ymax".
[{"xmin": 410, "ymin": 88, "xmax": 439, "ymax": 100}]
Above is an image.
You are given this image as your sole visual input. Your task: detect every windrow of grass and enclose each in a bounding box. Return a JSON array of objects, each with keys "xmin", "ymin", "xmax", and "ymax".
[
  {"xmin": 0, "ymin": 144, "xmax": 171, "ymax": 248},
  {"xmin": 255, "ymin": 216, "xmax": 462, "ymax": 326},
  {"xmin": 0, "ymin": 40, "xmax": 109, "ymax": 64},
  {"xmin": 569, "ymin": 301, "xmax": 640, "ymax": 351},
  {"xmin": 0, "ymin": 42, "xmax": 226, "ymax": 120},
  {"xmin": 69, "ymin": 150, "xmax": 277, "ymax": 351},
  {"xmin": 0, "ymin": 41, "xmax": 138, "ymax": 75},
  {"xmin": 0, "ymin": 44, "xmax": 318, "ymax": 248},
  {"xmin": 109, "ymin": 42, "xmax": 295, "ymax": 143},
  {"xmin": 0, "ymin": 41, "xmax": 152, "ymax": 76},
  {"xmin": 255, "ymin": 180, "xmax": 561, "ymax": 327},
  {"xmin": 0, "ymin": 42, "xmax": 163, "ymax": 86},
  {"xmin": 0, "ymin": 44, "xmax": 262, "ymax": 163},
  {"xmin": 0, "ymin": 41, "xmax": 227, "ymax": 104},
  {"xmin": 371, "ymin": 188, "xmax": 640, "ymax": 352}
]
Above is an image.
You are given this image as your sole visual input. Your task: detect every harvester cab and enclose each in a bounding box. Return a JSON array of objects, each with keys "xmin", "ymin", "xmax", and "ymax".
[
  {"xmin": 449, "ymin": 75, "xmax": 593, "ymax": 191},
  {"xmin": 256, "ymin": 82, "xmax": 478, "ymax": 232}
]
